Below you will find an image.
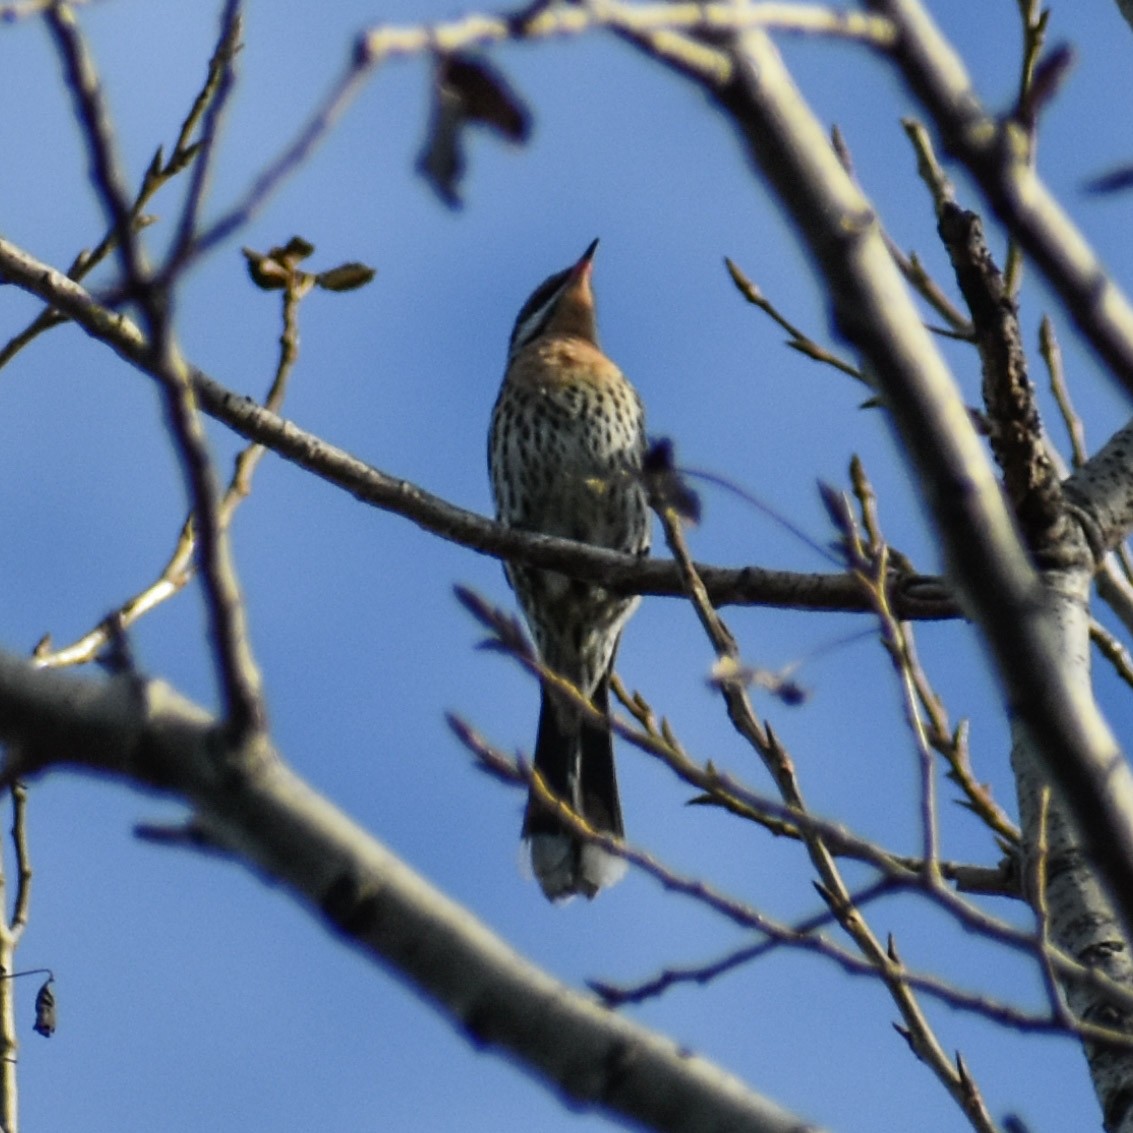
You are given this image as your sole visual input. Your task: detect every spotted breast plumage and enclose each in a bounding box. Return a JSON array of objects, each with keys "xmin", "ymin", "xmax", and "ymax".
[{"xmin": 488, "ymin": 239, "xmax": 650, "ymax": 900}]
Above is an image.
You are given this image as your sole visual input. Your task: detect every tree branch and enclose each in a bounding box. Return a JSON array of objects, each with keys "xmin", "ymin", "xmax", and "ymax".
[
  {"xmin": 0, "ymin": 233, "xmax": 954, "ymax": 621},
  {"xmin": 0, "ymin": 650, "xmax": 819, "ymax": 1133},
  {"xmin": 635, "ymin": 20, "xmax": 1133, "ymax": 952},
  {"xmin": 868, "ymin": 0, "xmax": 1133, "ymax": 402}
]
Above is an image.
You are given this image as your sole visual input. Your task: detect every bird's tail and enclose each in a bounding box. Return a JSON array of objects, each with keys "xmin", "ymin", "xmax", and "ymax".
[{"xmin": 522, "ymin": 674, "xmax": 626, "ymax": 900}]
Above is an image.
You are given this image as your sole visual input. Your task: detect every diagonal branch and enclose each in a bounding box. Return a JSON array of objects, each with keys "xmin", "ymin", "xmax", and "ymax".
[
  {"xmin": 625, "ymin": 17, "xmax": 1133, "ymax": 954},
  {"xmin": 0, "ymin": 234, "xmax": 955, "ymax": 621},
  {"xmin": 867, "ymin": 0, "xmax": 1133, "ymax": 401},
  {"xmin": 656, "ymin": 505, "xmax": 996, "ymax": 1131},
  {"xmin": 0, "ymin": 650, "xmax": 820, "ymax": 1133},
  {"xmin": 46, "ymin": 4, "xmax": 265, "ymax": 740}
]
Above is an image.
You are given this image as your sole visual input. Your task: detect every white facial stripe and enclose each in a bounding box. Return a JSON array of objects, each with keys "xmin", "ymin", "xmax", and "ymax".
[{"xmin": 510, "ymin": 275, "xmax": 571, "ymax": 356}]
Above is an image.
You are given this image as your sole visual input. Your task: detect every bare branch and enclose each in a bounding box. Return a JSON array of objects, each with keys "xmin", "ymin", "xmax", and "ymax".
[
  {"xmin": 0, "ymin": 651, "xmax": 819, "ymax": 1133},
  {"xmin": 8, "ymin": 786, "xmax": 31, "ymax": 938},
  {"xmin": 47, "ymin": 4, "xmax": 265, "ymax": 740},
  {"xmin": 868, "ymin": 0, "xmax": 1133, "ymax": 402},
  {"xmin": 45, "ymin": 3, "xmax": 143, "ymax": 288},
  {"xmin": 637, "ymin": 15, "xmax": 1133, "ymax": 952},
  {"xmin": 360, "ymin": 2, "xmax": 897, "ymax": 62},
  {"xmin": 165, "ymin": 0, "xmax": 244, "ymax": 268},
  {"xmin": 655, "ymin": 503, "xmax": 996, "ymax": 1129},
  {"xmin": 724, "ymin": 256, "xmax": 866, "ymax": 383},
  {"xmin": 1040, "ymin": 316, "xmax": 1088, "ymax": 468},
  {"xmin": 33, "ymin": 244, "xmax": 311, "ymax": 671},
  {"xmin": 0, "ymin": 8, "xmax": 239, "ymax": 372},
  {"xmin": 936, "ymin": 203, "xmax": 1068, "ymax": 553},
  {"xmin": 186, "ymin": 56, "xmax": 372, "ymax": 266},
  {"xmin": 0, "ymin": 234, "xmax": 956, "ymax": 620},
  {"xmin": 835, "ymin": 121, "xmax": 974, "ymax": 339}
]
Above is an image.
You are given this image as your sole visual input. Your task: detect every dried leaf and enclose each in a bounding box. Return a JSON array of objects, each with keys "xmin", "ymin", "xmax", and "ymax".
[
  {"xmin": 277, "ymin": 236, "xmax": 315, "ymax": 262},
  {"xmin": 33, "ymin": 977, "xmax": 55, "ymax": 1038},
  {"xmin": 242, "ymin": 238, "xmax": 317, "ymax": 290},
  {"xmin": 642, "ymin": 437, "xmax": 701, "ymax": 523},
  {"xmin": 417, "ymin": 86, "xmax": 468, "ymax": 209},
  {"xmin": 441, "ymin": 54, "xmax": 530, "ymax": 142},
  {"xmin": 316, "ymin": 262, "xmax": 377, "ymax": 292},
  {"xmin": 242, "ymin": 248, "xmax": 289, "ymax": 290},
  {"xmin": 417, "ymin": 52, "xmax": 531, "ymax": 208}
]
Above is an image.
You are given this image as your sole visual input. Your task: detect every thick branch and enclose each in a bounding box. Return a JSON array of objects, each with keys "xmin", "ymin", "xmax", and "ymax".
[
  {"xmin": 1065, "ymin": 423, "xmax": 1133, "ymax": 558},
  {"xmin": 868, "ymin": 0, "xmax": 1133, "ymax": 401},
  {"xmin": 619, "ymin": 25, "xmax": 1133, "ymax": 943},
  {"xmin": 935, "ymin": 203, "xmax": 1069, "ymax": 556},
  {"xmin": 0, "ymin": 651, "xmax": 818, "ymax": 1133}
]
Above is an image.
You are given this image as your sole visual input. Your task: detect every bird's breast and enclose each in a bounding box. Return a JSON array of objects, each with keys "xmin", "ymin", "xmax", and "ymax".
[
  {"xmin": 489, "ymin": 336, "xmax": 649, "ymax": 554},
  {"xmin": 506, "ymin": 338, "xmax": 632, "ymax": 398}
]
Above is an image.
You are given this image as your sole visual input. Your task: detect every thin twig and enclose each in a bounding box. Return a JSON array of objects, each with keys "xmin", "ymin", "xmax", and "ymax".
[
  {"xmin": 187, "ymin": 58, "xmax": 371, "ymax": 266},
  {"xmin": 1003, "ymin": 0, "xmax": 1049, "ymax": 296},
  {"xmin": 848, "ymin": 458, "xmax": 1019, "ymax": 842},
  {"xmin": 8, "ymin": 786, "xmax": 31, "ymax": 937},
  {"xmin": 1095, "ymin": 558, "xmax": 1133, "ymax": 641},
  {"xmin": 1040, "ymin": 316, "xmax": 1087, "ymax": 467},
  {"xmin": 1029, "ymin": 789, "xmax": 1072, "ymax": 1027},
  {"xmin": 845, "ymin": 469, "xmax": 941, "ymax": 874},
  {"xmin": 724, "ymin": 257, "xmax": 866, "ymax": 383},
  {"xmin": 461, "ymin": 585, "xmax": 1133, "ymax": 1021},
  {"xmin": 871, "ymin": 0, "xmax": 1133, "ymax": 403},
  {"xmin": 882, "ymin": 237, "xmax": 975, "ymax": 338},
  {"xmin": 35, "ymin": 262, "xmax": 306, "ymax": 670},
  {"xmin": 45, "ymin": 3, "xmax": 146, "ymax": 289},
  {"xmin": 454, "ymin": 714, "xmax": 1130, "ymax": 1045},
  {"xmin": 834, "ymin": 122, "xmax": 972, "ymax": 337},
  {"xmin": 1089, "ymin": 615, "xmax": 1133, "ymax": 693},
  {"xmin": 0, "ymin": 9, "xmax": 239, "ymax": 372},
  {"xmin": 165, "ymin": 0, "xmax": 244, "ymax": 270},
  {"xmin": 48, "ymin": 4, "xmax": 264, "ymax": 740},
  {"xmin": 654, "ymin": 506, "xmax": 998, "ymax": 1127}
]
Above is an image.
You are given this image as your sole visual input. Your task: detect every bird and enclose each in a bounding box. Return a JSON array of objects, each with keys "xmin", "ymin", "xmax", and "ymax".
[{"xmin": 489, "ymin": 239, "xmax": 651, "ymax": 900}]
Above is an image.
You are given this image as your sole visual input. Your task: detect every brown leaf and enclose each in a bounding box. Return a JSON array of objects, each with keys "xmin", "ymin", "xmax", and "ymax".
[
  {"xmin": 242, "ymin": 237, "xmax": 318, "ymax": 290},
  {"xmin": 642, "ymin": 437, "xmax": 701, "ymax": 523},
  {"xmin": 416, "ymin": 52, "xmax": 531, "ymax": 208},
  {"xmin": 417, "ymin": 87, "xmax": 466, "ymax": 208},
  {"xmin": 316, "ymin": 262, "xmax": 377, "ymax": 292},
  {"xmin": 242, "ymin": 247, "xmax": 289, "ymax": 290},
  {"xmin": 276, "ymin": 235, "xmax": 315, "ymax": 263},
  {"xmin": 33, "ymin": 977, "xmax": 55, "ymax": 1038},
  {"xmin": 440, "ymin": 54, "xmax": 531, "ymax": 143}
]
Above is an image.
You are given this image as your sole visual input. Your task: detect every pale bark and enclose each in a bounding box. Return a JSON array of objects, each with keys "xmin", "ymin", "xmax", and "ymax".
[
  {"xmin": 0, "ymin": 650, "xmax": 820, "ymax": 1133},
  {"xmin": 1011, "ymin": 568, "xmax": 1133, "ymax": 1133},
  {"xmin": 612, "ymin": 17, "xmax": 1133, "ymax": 1127}
]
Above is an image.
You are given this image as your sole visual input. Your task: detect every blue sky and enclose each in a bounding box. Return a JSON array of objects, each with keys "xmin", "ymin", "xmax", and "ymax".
[{"xmin": 3, "ymin": 1, "xmax": 1133, "ymax": 1130}]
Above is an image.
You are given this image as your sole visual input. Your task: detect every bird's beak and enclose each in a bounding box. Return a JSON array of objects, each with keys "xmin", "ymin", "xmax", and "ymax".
[{"xmin": 576, "ymin": 238, "xmax": 600, "ymax": 272}]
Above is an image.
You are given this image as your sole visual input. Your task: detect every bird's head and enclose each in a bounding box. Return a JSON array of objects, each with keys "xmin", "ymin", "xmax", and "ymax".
[{"xmin": 508, "ymin": 238, "xmax": 601, "ymax": 359}]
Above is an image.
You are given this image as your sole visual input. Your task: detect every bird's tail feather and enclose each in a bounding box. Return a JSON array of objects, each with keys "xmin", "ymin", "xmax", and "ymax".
[{"xmin": 522, "ymin": 674, "xmax": 626, "ymax": 900}]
